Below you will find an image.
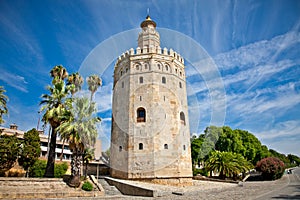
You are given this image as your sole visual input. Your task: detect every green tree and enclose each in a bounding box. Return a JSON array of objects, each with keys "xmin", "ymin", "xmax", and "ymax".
[
  {"xmin": 59, "ymin": 72, "xmax": 84, "ymax": 161},
  {"xmin": 0, "ymin": 86, "xmax": 8, "ymax": 124},
  {"xmin": 58, "ymin": 97, "xmax": 100, "ymax": 187},
  {"xmin": 86, "ymin": 74, "xmax": 102, "ymax": 101},
  {"xmin": 40, "ymin": 65, "xmax": 71, "ymax": 177},
  {"xmin": 0, "ymin": 135, "xmax": 19, "ymax": 174},
  {"xmin": 83, "ymin": 147, "xmax": 94, "ymax": 178},
  {"xmin": 18, "ymin": 129, "xmax": 41, "ymax": 177},
  {"xmin": 206, "ymin": 151, "xmax": 251, "ymax": 179},
  {"xmin": 269, "ymin": 149, "xmax": 289, "ymax": 165},
  {"xmin": 287, "ymin": 154, "xmax": 300, "ymax": 166}
]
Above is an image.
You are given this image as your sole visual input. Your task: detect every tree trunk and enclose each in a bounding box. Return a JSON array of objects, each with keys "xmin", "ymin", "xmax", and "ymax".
[
  {"xmin": 44, "ymin": 127, "xmax": 57, "ymax": 177},
  {"xmin": 68, "ymin": 149, "xmax": 81, "ymax": 187},
  {"xmin": 60, "ymin": 140, "xmax": 65, "ymax": 161}
]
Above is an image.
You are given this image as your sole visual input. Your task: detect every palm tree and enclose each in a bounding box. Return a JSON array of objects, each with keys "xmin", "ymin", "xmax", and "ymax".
[
  {"xmin": 50, "ymin": 65, "xmax": 68, "ymax": 82},
  {"xmin": 0, "ymin": 86, "xmax": 8, "ymax": 124},
  {"xmin": 57, "ymin": 97, "xmax": 100, "ymax": 187},
  {"xmin": 67, "ymin": 72, "xmax": 84, "ymax": 96},
  {"xmin": 40, "ymin": 66, "xmax": 70, "ymax": 177},
  {"xmin": 83, "ymin": 147, "xmax": 94, "ymax": 178},
  {"xmin": 59, "ymin": 73, "xmax": 83, "ymax": 161},
  {"xmin": 206, "ymin": 151, "xmax": 251, "ymax": 179},
  {"xmin": 86, "ymin": 74, "xmax": 102, "ymax": 101}
]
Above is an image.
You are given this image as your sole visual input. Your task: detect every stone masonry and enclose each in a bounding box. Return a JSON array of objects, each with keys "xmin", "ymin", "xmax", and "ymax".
[{"xmin": 110, "ymin": 15, "xmax": 192, "ymax": 183}]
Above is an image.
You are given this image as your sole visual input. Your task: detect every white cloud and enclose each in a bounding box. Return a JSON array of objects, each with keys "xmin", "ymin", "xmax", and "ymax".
[
  {"xmin": 0, "ymin": 68, "xmax": 28, "ymax": 92},
  {"xmin": 214, "ymin": 31, "xmax": 300, "ymax": 70},
  {"xmin": 94, "ymin": 83, "xmax": 113, "ymax": 113}
]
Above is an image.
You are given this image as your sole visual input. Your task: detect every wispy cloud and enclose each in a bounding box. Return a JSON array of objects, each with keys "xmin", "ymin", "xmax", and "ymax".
[
  {"xmin": 0, "ymin": 68, "xmax": 28, "ymax": 92},
  {"xmin": 214, "ymin": 30, "xmax": 300, "ymax": 70}
]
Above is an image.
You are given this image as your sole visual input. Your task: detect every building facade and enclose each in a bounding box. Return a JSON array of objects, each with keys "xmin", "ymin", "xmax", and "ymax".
[
  {"xmin": 0, "ymin": 124, "xmax": 102, "ymax": 161},
  {"xmin": 110, "ymin": 16, "xmax": 192, "ymax": 183}
]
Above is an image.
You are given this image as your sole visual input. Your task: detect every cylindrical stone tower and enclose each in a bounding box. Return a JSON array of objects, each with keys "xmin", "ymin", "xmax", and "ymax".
[{"xmin": 110, "ymin": 15, "xmax": 192, "ymax": 184}]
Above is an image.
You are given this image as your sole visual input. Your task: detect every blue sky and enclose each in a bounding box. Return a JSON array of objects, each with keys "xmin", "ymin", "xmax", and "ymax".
[{"xmin": 0, "ymin": 0, "xmax": 299, "ymax": 156}]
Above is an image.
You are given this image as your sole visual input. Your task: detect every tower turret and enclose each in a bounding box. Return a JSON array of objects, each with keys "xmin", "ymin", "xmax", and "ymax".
[{"xmin": 138, "ymin": 15, "xmax": 160, "ymax": 48}]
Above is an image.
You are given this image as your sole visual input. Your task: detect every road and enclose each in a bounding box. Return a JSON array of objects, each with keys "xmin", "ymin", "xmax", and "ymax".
[{"xmin": 255, "ymin": 167, "xmax": 300, "ymax": 199}]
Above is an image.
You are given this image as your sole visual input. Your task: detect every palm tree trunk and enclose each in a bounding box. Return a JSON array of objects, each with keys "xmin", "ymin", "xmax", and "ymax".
[
  {"xmin": 44, "ymin": 126, "xmax": 57, "ymax": 177},
  {"xmin": 68, "ymin": 149, "xmax": 81, "ymax": 187},
  {"xmin": 60, "ymin": 140, "xmax": 65, "ymax": 161}
]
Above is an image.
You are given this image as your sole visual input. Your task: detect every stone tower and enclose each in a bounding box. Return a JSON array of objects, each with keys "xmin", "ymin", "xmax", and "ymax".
[{"xmin": 110, "ymin": 16, "xmax": 192, "ymax": 184}]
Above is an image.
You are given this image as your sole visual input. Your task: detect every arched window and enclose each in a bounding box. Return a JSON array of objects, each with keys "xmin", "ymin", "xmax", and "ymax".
[
  {"xmin": 162, "ymin": 77, "xmax": 166, "ymax": 84},
  {"xmin": 139, "ymin": 76, "xmax": 143, "ymax": 84},
  {"xmin": 179, "ymin": 82, "xmax": 182, "ymax": 88},
  {"xmin": 122, "ymin": 81, "xmax": 124, "ymax": 88},
  {"xmin": 164, "ymin": 144, "xmax": 168, "ymax": 149},
  {"xmin": 139, "ymin": 143, "xmax": 143, "ymax": 150},
  {"xmin": 119, "ymin": 146, "xmax": 122, "ymax": 152},
  {"xmin": 157, "ymin": 64, "xmax": 161, "ymax": 70},
  {"xmin": 144, "ymin": 63, "xmax": 148, "ymax": 70},
  {"xmin": 165, "ymin": 65, "xmax": 169, "ymax": 71},
  {"xmin": 136, "ymin": 65, "xmax": 140, "ymax": 70},
  {"xmin": 120, "ymin": 70, "xmax": 123, "ymax": 76},
  {"xmin": 180, "ymin": 112, "xmax": 186, "ymax": 125},
  {"xmin": 183, "ymin": 145, "xmax": 186, "ymax": 151},
  {"xmin": 137, "ymin": 107, "xmax": 146, "ymax": 122},
  {"xmin": 126, "ymin": 68, "xmax": 128, "ymax": 73}
]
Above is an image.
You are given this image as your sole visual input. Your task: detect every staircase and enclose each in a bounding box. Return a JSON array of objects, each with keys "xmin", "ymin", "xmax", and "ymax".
[
  {"xmin": 0, "ymin": 177, "xmax": 103, "ymax": 199},
  {"xmin": 98, "ymin": 178, "xmax": 122, "ymax": 196}
]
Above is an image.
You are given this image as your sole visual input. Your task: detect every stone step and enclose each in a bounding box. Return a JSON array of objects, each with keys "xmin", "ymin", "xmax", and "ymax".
[
  {"xmin": 98, "ymin": 178, "xmax": 122, "ymax": 196},
  {"xmin": 0, "ymin": 177, "xmax": 104, "ymax": 199}
]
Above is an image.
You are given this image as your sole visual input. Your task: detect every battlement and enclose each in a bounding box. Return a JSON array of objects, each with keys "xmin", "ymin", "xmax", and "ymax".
[{"xmin": 116, "ymin": 46, "xmax": 184, "ymax": 64}]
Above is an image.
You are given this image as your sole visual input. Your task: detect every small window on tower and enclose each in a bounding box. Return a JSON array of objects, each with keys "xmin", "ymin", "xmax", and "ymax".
[
  {"xmin": 179, "ymin": 82, "xmax": 182, "ymax": 88},
  {"xmin": 122, "ymin": 81, "xmax": 124, "ymax": 88},
  {"xmin": 164, "ymin": 144, "xmax": 168, "ymax": 149},
  {"xmin": 126, "ymin": 68, "xmax": 128, "ymax": 73},
  {"xmin": 165, "ymin": 65, "xmax": 169, "ymax": 71},
  {"xmin": 162, "ymin": 77, "xmax": 166, "ymax": 84},
  {"xmin": 136, "ymin": 65, "xmax": 139, "ymax": 70},
  {"xmin": 119, "ymin": 146, "xmax": 122, "ymax": 152},
  {"xmin": 139, "ymin": 76, "xmax": 143, "ymax": 84},
  {"xmin": 145, "ymin": 63, "xmax": 148, "ymax": 70},
  {"xmin": 183, "ymin": 145, "xmax": 186, "ymax": 151},
  {"xmin": 139, "ymin": 143, "xmax": 143, "ymax": 150},
  {"xmin": 180, "ymin": 112, "xmax": 186, "ymax": 125},
  {"xmin": 157, "ymin": 64, "xmax": 161, "ymax": 70},
  {"xmin": 137, "ymin": 107, "xmax": 146, "ymax": 122}
]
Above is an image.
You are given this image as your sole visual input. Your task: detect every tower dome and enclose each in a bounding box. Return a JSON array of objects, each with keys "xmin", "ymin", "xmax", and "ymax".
[{"xmin": 138, "ymin": 15, "xmax": 160, "ymax": 48}]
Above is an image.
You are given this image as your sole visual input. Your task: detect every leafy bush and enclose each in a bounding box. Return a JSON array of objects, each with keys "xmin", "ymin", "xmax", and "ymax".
[
  {"xmin": 193, "ymin": 168, "xmax": 208, "ymax": 176},
  {"xmin": 82, "ymin": 181, "xmax": 93, "ymax": 191},
  {"xmin": 0, "ymin": 135, "xmax": 20, "ymax": 174},
  {"xmin": 29, "ymin": 160, "xmax": 47, "ymax": 177},
  {"xmin": 256, "ymin": 157, "xmax": 285, "ymax": 180},
  {"xmin": 29, "ymin": 160, "xmax": 68, "ymax": 178},
  {"xmin": 54, "ymin": 162, "xmax": 68, "ymax": 178}
]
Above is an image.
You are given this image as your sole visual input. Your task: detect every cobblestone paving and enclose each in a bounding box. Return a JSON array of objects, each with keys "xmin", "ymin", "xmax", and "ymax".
[{"xmin": 45, "ymin": 175, "xmax": 291, "ymax": 200}]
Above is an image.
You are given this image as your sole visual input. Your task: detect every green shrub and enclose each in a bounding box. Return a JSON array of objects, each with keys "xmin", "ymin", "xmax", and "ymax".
[
  {"xmin": 82, "ymin": 181, "xmax": 93, "ymax": 191},
  {"xmin": 29, "ymin": 160, "xmax": 47, "ymax": 177},
  {"xmin": 193, "ymin": 168, "xmax": 208, "ymax": 176},
  {"xmin": 256, "ymin": 157, "xmax": 285, "ymax": 180},
  {"xmin": 29, "ymin": 160, "xmax": 68, "ymax": 178},
  {"xmin": 54, "ymin": 162, "xmax": 68, "ymax": 178}
]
